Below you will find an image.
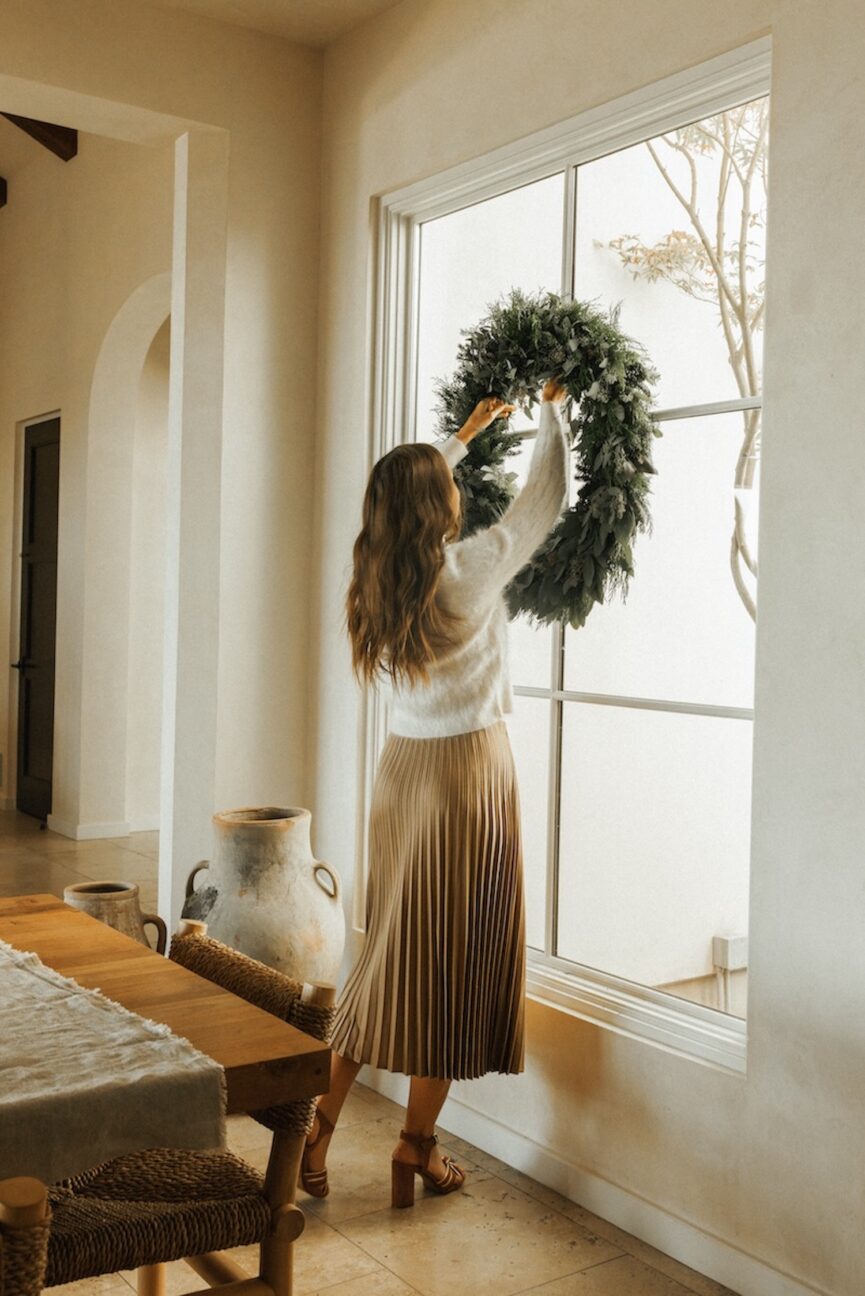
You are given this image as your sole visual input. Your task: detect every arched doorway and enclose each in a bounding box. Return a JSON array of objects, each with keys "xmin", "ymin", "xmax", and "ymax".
[{"xmin": 70, "ymin": 274, "xmax": 172, "ymax": 838}]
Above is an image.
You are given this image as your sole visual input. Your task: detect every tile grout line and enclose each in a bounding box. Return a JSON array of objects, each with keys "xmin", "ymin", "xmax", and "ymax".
[
  {"xmin": 321, "ymin": 1141, "xmax": 720, "ymax": 1296},
  {"xmin": 507, "ymin": 1250, "xmax": 706, "ymax": 1296},
  {"xmin": 460, "ymin": 1159, "xmax": 729, "ymax": 1294},
  {"xmin": 327, "ymin": 1203, "xmax": 442, "ymax": 1294}
]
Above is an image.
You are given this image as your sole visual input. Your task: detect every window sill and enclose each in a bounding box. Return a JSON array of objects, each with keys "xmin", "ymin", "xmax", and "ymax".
[{"xmin": 526, "ymin": 954, "xmax": 747, "ymax": 1074}]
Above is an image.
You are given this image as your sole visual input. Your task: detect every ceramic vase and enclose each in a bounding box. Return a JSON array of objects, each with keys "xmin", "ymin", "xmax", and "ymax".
[
  {"xmin": 63, "ymin": 880, "xmax": 167, "ymax": 953},
  {"xmin": 182, "ymin": 806, "xmax": 344, "ymax": 987}
]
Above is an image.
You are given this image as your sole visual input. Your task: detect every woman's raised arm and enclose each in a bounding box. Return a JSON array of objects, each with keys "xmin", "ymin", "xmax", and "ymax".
[{"xmin": 447, "ymin": 381, "xmax": 569, "ymax": 594}]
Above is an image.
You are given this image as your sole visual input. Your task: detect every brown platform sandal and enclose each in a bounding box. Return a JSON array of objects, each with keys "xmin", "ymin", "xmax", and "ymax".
[
  {"xmin": 300, "ymin": 1106, "xmax": 334, "ymax": 1198},
  {"xmin": 391, "ymin": 1128, "xmax": 466, "ymax": 1208}
]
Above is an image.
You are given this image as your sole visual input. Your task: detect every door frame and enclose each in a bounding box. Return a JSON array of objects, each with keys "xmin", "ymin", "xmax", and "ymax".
[{"xmin": 6, "ymin": 409, "xmax": 62, "ymax": 813}]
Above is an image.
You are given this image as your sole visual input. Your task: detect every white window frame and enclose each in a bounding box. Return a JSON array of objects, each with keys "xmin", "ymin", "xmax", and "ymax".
[{"xmin": 358, "ymin": 35, "xmax": 772, "ymax": 1075}]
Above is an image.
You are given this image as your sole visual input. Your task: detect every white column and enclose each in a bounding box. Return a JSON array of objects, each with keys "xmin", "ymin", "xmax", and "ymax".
[{"xmin": 159, "ymin": 129, "xmax": 229, "ymax": 929}]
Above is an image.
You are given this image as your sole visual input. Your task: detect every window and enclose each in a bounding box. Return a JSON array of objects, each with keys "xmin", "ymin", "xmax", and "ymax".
[{"xmin": 365, "ymin": 38, "xmax": 771, "ymax": 1071}]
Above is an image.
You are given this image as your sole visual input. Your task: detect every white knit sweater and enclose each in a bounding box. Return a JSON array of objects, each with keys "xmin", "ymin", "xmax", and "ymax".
[{"xmin": 385, "ymin": 401, "xmax": 569, "ymax": 738}]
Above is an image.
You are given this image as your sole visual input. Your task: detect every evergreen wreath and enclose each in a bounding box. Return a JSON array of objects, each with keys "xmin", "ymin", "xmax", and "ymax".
[{"xmin": 433, "ymin": 289, "xmax": 661, "ymax": 628}]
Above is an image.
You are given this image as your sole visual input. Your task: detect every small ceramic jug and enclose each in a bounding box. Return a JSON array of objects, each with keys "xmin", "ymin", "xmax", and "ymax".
[
  {"xmin": 63, "ymin": 881, "xmax": 167, "ymax": 954},
  {"xmin": 182, "ymin": 806, "xmax": 345, "ymax": 986}
]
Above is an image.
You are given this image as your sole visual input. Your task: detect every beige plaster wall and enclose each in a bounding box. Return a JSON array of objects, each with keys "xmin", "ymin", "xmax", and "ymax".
[
  {"xmin": 0, "ymin": 0, "xmax": 322, "ymax": 836},
  {"xmin": 311, "ymin": 2, "xmax": 865, "ymax": 1292},
  {"xmin": 0, "ymin": 128, "xmax": 174, "ymax": 821}
]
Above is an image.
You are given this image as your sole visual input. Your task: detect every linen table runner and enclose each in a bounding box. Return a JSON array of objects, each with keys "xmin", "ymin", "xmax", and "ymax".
[{"xmin": 0, "ymin": 937, "xmax": 226, "ymax": 1184}]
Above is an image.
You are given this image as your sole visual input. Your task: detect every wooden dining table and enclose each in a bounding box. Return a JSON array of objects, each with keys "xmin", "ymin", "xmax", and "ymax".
[{"xmin": 0, "ymin": 893, "xmax": 331, "ymax": 1115}]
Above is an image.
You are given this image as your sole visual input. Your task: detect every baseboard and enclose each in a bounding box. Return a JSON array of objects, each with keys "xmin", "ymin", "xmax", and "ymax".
[
  {"xmin": 128, "ymin": 815, "xmax": 160, "ymax": 834},
  {"xmin": 46, "ymin": 816, "xmax": 131, "ymax": 840},
  {"xmin": 359, "ymin": 1067, "xmax": 829, "ymax": 1296}
]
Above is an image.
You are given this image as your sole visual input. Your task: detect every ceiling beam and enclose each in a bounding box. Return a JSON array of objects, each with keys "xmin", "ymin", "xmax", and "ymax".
[{"xmin": 1, "ymin": 113, "xmax": 77, "ymax": 161}]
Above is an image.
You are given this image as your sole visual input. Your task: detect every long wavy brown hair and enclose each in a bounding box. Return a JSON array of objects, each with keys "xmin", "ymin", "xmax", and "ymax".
[{"xmin": 346, "ymin": 442, "xmax": 463, "ymax": 687}]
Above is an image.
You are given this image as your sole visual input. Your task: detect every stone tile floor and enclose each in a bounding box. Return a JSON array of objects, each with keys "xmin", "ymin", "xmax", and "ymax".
[{"xmin": 0, "ymin": 809, "xmax": 739, "ymax": 1296}]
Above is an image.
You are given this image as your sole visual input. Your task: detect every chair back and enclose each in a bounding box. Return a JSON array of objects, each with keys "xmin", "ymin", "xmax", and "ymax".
[{"xmin": 169, "ymin": 927, "xmax": 334, "ymax": 1134}]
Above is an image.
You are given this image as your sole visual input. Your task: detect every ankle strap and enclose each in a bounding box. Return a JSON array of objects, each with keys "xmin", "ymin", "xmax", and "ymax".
[{"xmin": 399, "ymin": 1128, "xmax": 437, "ymax": 1152}]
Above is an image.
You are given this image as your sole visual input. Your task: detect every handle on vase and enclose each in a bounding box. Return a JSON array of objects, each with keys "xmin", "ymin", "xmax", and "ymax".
[
  {"xmin": 142, "ymin": 912, "xmax": 168, "ymax": 955},
  {"xmin": 313, "ymin": 861, "xmax": 341, "ymax": 901},
  {"xmin": 185, "ymin": 860, "xmax": 210, "ymax": 900}
]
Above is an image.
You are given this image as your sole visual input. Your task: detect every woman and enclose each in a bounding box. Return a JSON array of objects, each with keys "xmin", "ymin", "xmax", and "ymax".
[{"xmin": 302, "ymin": 377, "xmax": 569, "ymax": 1208}]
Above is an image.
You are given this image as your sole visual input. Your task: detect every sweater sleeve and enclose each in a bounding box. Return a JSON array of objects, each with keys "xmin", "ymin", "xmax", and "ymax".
[
  {"xmin": 446, "ymin": 401, "xmax": 569, "ymax": 596},
  {"xmin": 438, "ymin": 434, "xmax": 468, "ymax": 470}
]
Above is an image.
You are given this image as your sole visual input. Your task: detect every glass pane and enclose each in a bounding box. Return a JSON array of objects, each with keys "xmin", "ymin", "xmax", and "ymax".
[
  {"xmin": 415, "ymin": 173, "xmax": 565, "ymax": 442},
  {"xmin": 510, "ymin": 620, "xmax": 552, "ymax": 689},
  {"xmin": 556, "ymin": 704, "xmax": 751, "ymax": 1017},
  {"xmin": 565, "ymin": 410, "xmax": 758, "ymax": 709},
  {"xmin": 506, "ymin": 695, "xmax": 551, "ymax": 951},
  {"xmin": 574, "ymin": 97, "xmax": 768, "ymax": 411}
]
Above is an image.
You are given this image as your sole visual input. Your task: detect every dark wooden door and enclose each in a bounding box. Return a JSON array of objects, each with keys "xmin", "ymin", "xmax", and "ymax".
[{"xmin": 15, "ymin": 418, "xmax": 60, "ymax": 822}]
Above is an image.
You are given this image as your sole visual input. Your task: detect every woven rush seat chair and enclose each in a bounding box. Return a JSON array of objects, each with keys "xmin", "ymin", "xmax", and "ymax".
[{"xmin": 0, "ymin": 922, "xmax": 335, "ymax": 1296}]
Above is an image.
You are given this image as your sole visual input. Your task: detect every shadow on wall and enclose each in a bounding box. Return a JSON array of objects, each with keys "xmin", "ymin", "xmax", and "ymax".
[
  {"xmin": 127, "ymin": 316, "xmax": 169, "ymax": 832},
  {"xmin": 75, "ymin": 272, "xmax": 171, "ymax": 837}
]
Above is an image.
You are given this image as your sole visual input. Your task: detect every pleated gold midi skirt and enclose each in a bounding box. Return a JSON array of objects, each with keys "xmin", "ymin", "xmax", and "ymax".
[{"xmin": 330, "ymin": 719, "xmax": 526, "ymax": 1081}]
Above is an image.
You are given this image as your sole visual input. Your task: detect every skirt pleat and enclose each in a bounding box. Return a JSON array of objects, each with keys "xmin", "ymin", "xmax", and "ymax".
[{"xmin": 330, "ymin": 720, "xmax": 526, "ymax": 1081}]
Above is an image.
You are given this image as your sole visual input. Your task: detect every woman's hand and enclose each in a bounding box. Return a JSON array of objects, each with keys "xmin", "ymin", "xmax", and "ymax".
[
  {"xmin": 542, "ymin": 378, "xmax": 568, "ymax": 405},
  {"xmin": 457, "ymin": 396, "xmax": 516, "ymax": 444}
]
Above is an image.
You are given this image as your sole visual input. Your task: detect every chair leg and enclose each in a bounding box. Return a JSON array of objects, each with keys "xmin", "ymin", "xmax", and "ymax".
[
  {"xmin": 0, "ymin": 1178, "xmax": 48, "ymax": 1229},
  {"xmin": 138, "ymin": 1263, "xmax": 167, "ymax": 1296},
  {"xmin": 259, "ymin": 1210, "xmax": 305, "ymax": 1296},
  {"xmin": 0, "ymin": 1178, "xmax": 50, "ymax": 1296},
  {"xmin": 263, "ymin": 1129, "xmax": 307, "ymax": 1209},
  {"xmin": 186, "ymin": 1251, "xmax": 249, "ymax": 1287},
  {"xmin": 258, "ymin": 989, "xmax": 332, "ymax": 1296},
  {"xmin": 259, "ymin": 1131, "xmax": 307, "ymax": 1296}
]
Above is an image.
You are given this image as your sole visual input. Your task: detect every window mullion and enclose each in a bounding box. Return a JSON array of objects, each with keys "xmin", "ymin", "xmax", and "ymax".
[
  {"xmin": 543, "ymin": 627, "xmax": 564, "ymax": 959},
  {"xmin": 561, "ymin": 163, "xmax": 577, "ymax": 295},
  {"xmin": 653, "ymin": 395, "xmax": 762, "ymax": 423},
  {"xmin": 403, "ymin": 216, "xmax": 422, "ymax": 445},
  {"xmin": 542, "ymin": 163, "xmax": 577, "ymax": 960}
]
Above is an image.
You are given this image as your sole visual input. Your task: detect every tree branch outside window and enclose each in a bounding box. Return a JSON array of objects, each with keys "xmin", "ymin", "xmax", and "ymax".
[{"xmin": 601, "ymin": 98, "xmax": 769, "ymax": 620}]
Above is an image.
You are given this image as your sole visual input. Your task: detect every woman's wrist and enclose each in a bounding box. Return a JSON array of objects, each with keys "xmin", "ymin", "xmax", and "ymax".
[
  {"xmin": 458, "ymin": 396, "xmax": 516, "ymax": 444},
  {"xmin": 542, "ymin": 378, "xmax": 567, "ymax": 405},
  {"xmin": 456, "ymin": 418, "xmax": 480, "ymax": 445}
]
